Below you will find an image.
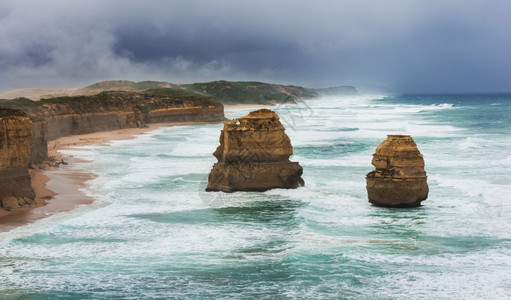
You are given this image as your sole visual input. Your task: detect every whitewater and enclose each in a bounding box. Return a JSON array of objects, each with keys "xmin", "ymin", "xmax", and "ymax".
[{"xmin": 1, "ymin": 94, "xmax": 510, "ymax": 299}]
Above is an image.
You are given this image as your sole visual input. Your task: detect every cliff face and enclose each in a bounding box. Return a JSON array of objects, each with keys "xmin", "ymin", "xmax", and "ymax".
[
  {"xmin": 19, "ymin": 93, "xmax": 224, "ymax": 141},
  {"xmin": 30, "ymin": 120, "xmax": 48, "ymax": 164},
  {"xmin": 366, "ymin": 135, "xmax": 428, "ymax": 207},
  {"xmin": 206, "ymin": 109, "xmax": 304, "ymax": 192},
  {"xmin": 144, "ymin": 97, "xmax": 224, "ymax": 124},
  {"xmin": 44, "ymin": 111, "xmax": 144, "ymax": 141},
  {"xmin": 9, "ymin": 92, "xmax": 225, "ymax": 162},
  {"xmin": 0, "ymin": 91, "xmax": 225, "ymax": 211},
  {"xmin": 0, "ymin": 108, "xmax": 36, "ymax": 210}
]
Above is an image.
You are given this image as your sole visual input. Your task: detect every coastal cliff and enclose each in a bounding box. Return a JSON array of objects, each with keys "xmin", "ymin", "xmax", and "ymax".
[
  {"xmin": 206, "ymin": 109, "xmax": 304, "ymax": 192},
  {"xmin": 366, "ymin": 135, "xmax": 429, "ymax": 207},
  {"xmin": 30, "ymin": 120, "xmax": 48, "ymax": 164},
  {"xmin": 0, "ymin": 108, "xmax": 36, "ymax": 210},
  {"xmin": 1, "ymin": 90, "xmax": 224, "ymax": 162},
  {"xmin": 0, "ymin": 89, "xmax": 225, "ymax": 210},
  {"xmin": 15, "ymin": 91, "xmax": 224, "ymax": 141}
]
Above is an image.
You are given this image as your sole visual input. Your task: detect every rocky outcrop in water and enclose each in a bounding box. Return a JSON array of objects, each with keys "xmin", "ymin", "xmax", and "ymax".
[
  {"xmin": 366, "ymin": 135, "xmax": 428, "ymax": 207},
  {"xmin": 206, "ymin": 109, "xmax": 304, "ymax": 192},
  {"xmin": 0, "ymin": 108, "xmax": 36, "ymax": 210}
]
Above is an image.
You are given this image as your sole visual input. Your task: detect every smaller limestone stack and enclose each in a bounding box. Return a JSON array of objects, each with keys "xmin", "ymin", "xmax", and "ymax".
[
  {"xmin": 206, "ymin": 109, "xmax": 304, "ymax": 192},
  {"xmin": 366, "ymin": 135, "xmax": 428, "ymax": 207}
]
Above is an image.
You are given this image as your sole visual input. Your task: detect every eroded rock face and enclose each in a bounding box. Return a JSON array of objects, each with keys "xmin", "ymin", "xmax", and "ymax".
[
  {"xmin": 0, "ymin": 109, "xmax": 36, "ymax": 207},
  {"xmin": 1, "ymin": 93, "xmax": 225, "ymax": 210},
  {"xmin": 30, "ymin": 120, "xmax": 48, "ymax": 164},
  {"xmin": 206, "ymin": 109, "xmax": 304, "ymax": 192},
  {"xmin": 8, "ymin": 93, "xmax": 225, "ymax": 164},
  {"xmin": 366, "ymin": 135, "xmax": 428, "ymax": 207},
  {"xmin": 28, "ymin": 95, "xmax": 225, "ymax": 141}
]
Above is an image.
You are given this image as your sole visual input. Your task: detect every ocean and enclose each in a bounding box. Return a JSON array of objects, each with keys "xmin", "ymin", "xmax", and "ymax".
[{"xmin": 1, "ymin": 94, "xmax": 510, "ymax": 299}]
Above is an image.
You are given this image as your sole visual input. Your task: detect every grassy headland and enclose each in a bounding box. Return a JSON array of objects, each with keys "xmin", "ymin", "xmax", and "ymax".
[
  {"xmin": 181, "ymin": 80, "xmax": 319, "ymax": 105},
  {"xmin": 0, "ymin": 80, "xmax": 358, "ymax": 109}
]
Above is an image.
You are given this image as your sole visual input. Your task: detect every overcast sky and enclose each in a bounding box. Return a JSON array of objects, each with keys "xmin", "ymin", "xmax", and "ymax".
[{"xmin": 1, "ymin": 0, "xmax": 510, "ymax": 93}]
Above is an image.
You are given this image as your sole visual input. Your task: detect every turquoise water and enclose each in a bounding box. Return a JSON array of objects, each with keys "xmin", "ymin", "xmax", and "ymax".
[{"xmin": 1, "ymin": 95, "xmax": 510, "ymax": 299}]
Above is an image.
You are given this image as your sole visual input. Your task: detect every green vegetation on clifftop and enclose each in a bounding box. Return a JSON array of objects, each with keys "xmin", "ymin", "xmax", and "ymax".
[
  {"xmin": 0, "ymin": 98, "xmax": 39, "ymax": 110},
  {"xmin": 182, "ymin": 80, "xmax": 319, "ymax": 105},
  {"xmin": 0, "ymin": 89, "xmax": 222, "ymax": 121},
  {"xmin": 0, "ymin": 107, "xmax": 27, "ymax": 117},
  {"xmin": 84, "ymin": 80, "xmax": 178, "ymax": 92},
  {"xmin": 0, "ymin": 80, "xmax": 359, "ymax": 106}
]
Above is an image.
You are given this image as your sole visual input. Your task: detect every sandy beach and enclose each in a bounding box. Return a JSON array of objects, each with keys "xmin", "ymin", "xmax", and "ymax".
[{"xmin": 0, "ymin": 120, "xmax": 228, "ymax": 232}]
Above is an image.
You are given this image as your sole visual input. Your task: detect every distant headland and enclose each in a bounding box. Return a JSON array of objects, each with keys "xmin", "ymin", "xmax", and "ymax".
[{"xmin": 0, "ymin": 80, "xmax": 358, "ymax": 104}]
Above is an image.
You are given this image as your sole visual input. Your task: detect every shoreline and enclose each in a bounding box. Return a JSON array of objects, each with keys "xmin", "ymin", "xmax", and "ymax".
[
  {"xmin": 0, "ymin": 120, "xmax": 228, "ymax": 232},
  {"xmin": 0, "ymin": 158, "xmax": 96, "ymax": 232}
]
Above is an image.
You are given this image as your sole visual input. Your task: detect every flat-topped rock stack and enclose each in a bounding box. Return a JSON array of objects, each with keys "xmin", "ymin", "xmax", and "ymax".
[
  {"xmin": 206, "ymin": 109, "xmax": 304, "ymax": 192},
  {"xmin": 366, "ymin": 135, "xmax": 428, "ymax": 207}
]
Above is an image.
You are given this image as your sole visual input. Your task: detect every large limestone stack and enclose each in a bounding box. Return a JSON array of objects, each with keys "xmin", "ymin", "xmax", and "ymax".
[
  {"xmin": 366, "ymin": 135, "xmax": 428, "ymax": 207},
  {"xmin": 206, "ymin": 109, "xmax": 304, "ymax": 192},
  {"xmin": 0, "ymin": 109, "xmax": 36, "ymax": 210}
]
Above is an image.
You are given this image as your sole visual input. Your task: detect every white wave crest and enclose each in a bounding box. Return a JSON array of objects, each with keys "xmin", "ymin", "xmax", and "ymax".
[{"xmin": 431, "ymin": 103, "xmax": 454, "ymax": 109}]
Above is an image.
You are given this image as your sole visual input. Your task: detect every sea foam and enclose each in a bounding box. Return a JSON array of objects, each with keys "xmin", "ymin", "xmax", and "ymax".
[{"xmin": 1, "ymin": 94, "xmax": 510, "ymax": 299}]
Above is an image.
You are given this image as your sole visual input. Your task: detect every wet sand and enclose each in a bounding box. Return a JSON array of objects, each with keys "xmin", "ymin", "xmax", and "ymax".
[{"xmin": 0, "ymin": 161, "xmax": 95, "ymax": 232}]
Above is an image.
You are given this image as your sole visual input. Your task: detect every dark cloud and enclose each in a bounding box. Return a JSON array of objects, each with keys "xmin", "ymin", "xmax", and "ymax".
[{"xmin": 1, "ymin": 0, "xmax": 510, "ymax": 93}]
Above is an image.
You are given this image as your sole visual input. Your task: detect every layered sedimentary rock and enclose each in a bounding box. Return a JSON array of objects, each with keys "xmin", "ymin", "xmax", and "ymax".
[
  {"xmin": 366, "ymin": 135, "xmax": 428, "ymax": 207},
  {"xmin": 0, "ymin": 108, "xmax": 36, "ymax": 209},
  {"xmin": 10, "ymin": 92, "xmax": 225, "ymax": 163},
  {"xmin": 20, "ymin": 93, "xmax": 224, "ymax": 141},
  {"xmin": 0, "ymin": 91, "xmax": 225, "ymax": 211},
  {"xmin": 206, "ymin": 109, "xmax": 304, "ymax": 192},
  {"xmin": 30, "ymin": 120, "xmax": 48, "ymax": 164}
]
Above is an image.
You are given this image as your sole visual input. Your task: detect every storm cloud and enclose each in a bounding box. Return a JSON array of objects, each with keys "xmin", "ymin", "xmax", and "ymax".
[{"xmin": 1, "ymin": 0, "xmax": 510, "ymax": 93}]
